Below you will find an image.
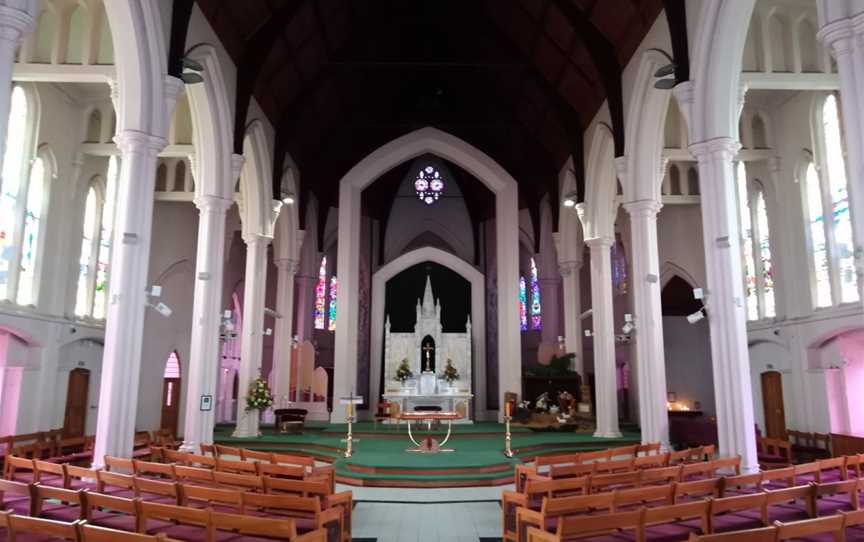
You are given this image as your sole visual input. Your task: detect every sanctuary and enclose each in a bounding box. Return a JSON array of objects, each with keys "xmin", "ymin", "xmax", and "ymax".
[{"xmin": 382, "ymin": 277, "xmax": 473, "ymax": 421}]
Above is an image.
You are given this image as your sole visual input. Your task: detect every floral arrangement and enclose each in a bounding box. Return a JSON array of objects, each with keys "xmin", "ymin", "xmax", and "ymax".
[
  {"xmin": 441, "ymin": 359, "xmax": 460, "ymax": 383},
  {"xmin": 245, "ymin": 376, "xmax": 274, "ymax": 412},
  {"xmin": 395, "ymin": 358, "xmax": 413, "ymax": 382}
]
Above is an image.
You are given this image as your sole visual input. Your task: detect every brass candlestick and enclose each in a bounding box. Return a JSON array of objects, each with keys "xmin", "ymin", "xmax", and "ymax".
[
  {"xmin": 344, "ymin": 413, "xmax": 354, "ymax": 458},
  {"xmin": 504, "ymin": 415, "xmax": 514, "ymax": 458}
]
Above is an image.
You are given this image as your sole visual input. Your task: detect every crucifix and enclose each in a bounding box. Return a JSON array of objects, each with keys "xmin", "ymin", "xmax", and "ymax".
[{"xmin": 422, "ymin": 343, "xmax": 434, "ymax": 372}]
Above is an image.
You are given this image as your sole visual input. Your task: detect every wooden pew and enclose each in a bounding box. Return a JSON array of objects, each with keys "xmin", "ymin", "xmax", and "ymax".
[
  {"xmin": 773, "ymin": 514, "xmax": 845, "ymax": 542},
  {"xmin": 524, "ymin": 509, "xmax": 644, "ymax": 542},
  {"xmin": 0, "ymin": 509, "xmax": 80, "ymax": 541}
]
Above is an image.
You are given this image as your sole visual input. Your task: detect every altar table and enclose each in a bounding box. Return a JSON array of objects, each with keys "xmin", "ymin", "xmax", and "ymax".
[{"xmin": 395, "ymin": 411, "xmax": 463, "ymax": 453}]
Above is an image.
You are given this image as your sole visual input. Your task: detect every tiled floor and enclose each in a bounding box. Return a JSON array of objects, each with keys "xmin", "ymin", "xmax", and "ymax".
[{"xmin": 344, "ymin": 484, "xmax": 509, "ymax": 542}]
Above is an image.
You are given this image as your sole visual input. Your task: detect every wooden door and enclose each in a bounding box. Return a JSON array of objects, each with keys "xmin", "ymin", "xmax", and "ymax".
[
  {"xmin": 63, "ymin": 368, "xmax": 90, "ymax": 437},
  {"xmin": 761, "ymin": 371, "xmax": 787, "ymax": 439},
  {"xmin": 160, "ymin": 377, "xmax": 181, "ymax": 438}
]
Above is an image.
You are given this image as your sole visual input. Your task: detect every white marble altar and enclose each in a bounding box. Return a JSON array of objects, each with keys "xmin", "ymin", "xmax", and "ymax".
[{"xmin": 382, "ymin": 276, "xmax": 473, "ymax": 421}]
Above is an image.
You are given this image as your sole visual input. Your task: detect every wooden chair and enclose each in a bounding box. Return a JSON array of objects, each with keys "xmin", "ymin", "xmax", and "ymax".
[
  {"xmin": 614, "ymin": 484, "xmax": 675, "ymax": 510},
  {"xmin": 80, "ymin": 491, "xmax": 141, "ymax": 533},
  {"xmin": 172, "ymin": 465, "xmax": 214, "ymax": 485},
  {"xmin": 215, "ymin": 457, "xmax": 258, "ymax": 475},
  {"xmin": 502, "ymin": 475, "xmax": 589, "ymax": 538},
  {"xmin": 687, "ymin": 527, "xmax": 776, "ymax": 541},
  {"xmin": 137, "ymin": 501, "xmax": 209, "ymax": 538},
  {"xmin": 3, "ymin": 510, "xmax": 81, "ymax": 541},
  {"xmin": 78, "ymin": 523, "xmax": 177, "ymax": 542},
  {"xmin": 133, "ymin": 460, "xmax": 175, "ymax": 480},
  {"xmin": 30, "ymin": 484, "xmax": 85, "ymax": 521},
  {"xmin": 240, "ymin": 492, "xmax": 344, "ymax": 541},
  {"xmin": 720, "ymin": 473, "xmax": 763, "ymax": 497},
  {"xmin": 774, "ymin": 514, "xmax": 845, "ymax": 541},
  {"xmin": 641, "ymin": 465, "xmax": 682, "ymax": 486},
  {"xmin": 240, "ymin": 448, "xmax": 274, "ymax": 463},
  {"xmin": 643, "ymin": 500, "xmax": 710, "ymax": 539},
  {"xmin": 133, "ymin": 477, "xmax": 180, "ymax": 504},
  {"xmin": 178, "ymin": 484, "xmax": 243, "ymax": 512},
  {"xmin": 95, "ymin": 470, "xmax": 135, "ymax": 496},
  {"xmin": 674, "ymin": 477, "xmax": 721, "ymax": 503},
  {"xmin": 526, "ymin": 508, "xmax": 644, "ymax": 542},
  {"xmin": 4, "ymin": 456, "xmax": 35, "ymax": 482},
  {"xmin": 33, "ymin": 459, "xmax": 68, "ymax": 487},
  {"xmin": 764, "ymin": 485, "xmax": 815, "ymax": 522},
  {"xmin": 708, "ymin": 493, "xmax": 769, "ymax": 533},
  {"xmin": 208, "ymin": 510, "xmax": 306, "ymax": 541}
]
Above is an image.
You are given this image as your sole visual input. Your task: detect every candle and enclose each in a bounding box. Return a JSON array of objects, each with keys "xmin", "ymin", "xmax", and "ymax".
[
  {"xmin": 347, "ymin": 402, "xmax": 353, "ymax": 417},
  {"xmin": 505, "ymin": 401, "xmax": 511, "ymax": 417}
]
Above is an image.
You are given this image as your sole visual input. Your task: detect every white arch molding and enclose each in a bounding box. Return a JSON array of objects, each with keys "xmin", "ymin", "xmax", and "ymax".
[
  {"xmin": 369, "ymin": 247, "xmax": 487, "ymax": 420},
  {"xmin": 333, "ymin": 127, "xmax": 520, "ymax": 422}
]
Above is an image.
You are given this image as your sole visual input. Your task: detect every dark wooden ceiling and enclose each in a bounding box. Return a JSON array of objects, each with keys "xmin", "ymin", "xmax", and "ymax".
[{"xmin": 191, "ymin": 0, "xmax": 671, "ymax": 231}]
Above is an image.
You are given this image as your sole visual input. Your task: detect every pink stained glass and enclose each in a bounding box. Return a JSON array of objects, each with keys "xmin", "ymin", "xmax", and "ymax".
[
  {"xmin": 519, "ymin": 276, "xmax": 528, "ymax": 331},
  {"xmin": 314, "ymin": 256, "xmax": 327, "ymax": 330},
  {"xmin": 328, "ymin": 276, "xmax": 338, "ymax": 331}
]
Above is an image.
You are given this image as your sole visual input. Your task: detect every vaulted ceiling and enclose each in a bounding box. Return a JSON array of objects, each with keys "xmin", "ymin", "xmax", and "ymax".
[{"xmin": 188, "ymin": 0, "xmax": 679, "ymax": 232}]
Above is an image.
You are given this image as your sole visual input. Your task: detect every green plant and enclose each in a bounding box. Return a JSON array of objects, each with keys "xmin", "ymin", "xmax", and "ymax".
[
  {"xmin": 441, "ymin": 359, "xmax": 459, "ymax": 383},
  {"xmin": 395, "ymin": 358, "xmax": 413, "ymax": 382},
  {"xmin": 245, "ymin": 376, "xmax": 274, "ymax": 412}
]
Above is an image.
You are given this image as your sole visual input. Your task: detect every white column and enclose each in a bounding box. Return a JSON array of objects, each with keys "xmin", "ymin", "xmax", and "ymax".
[
  {"xmin": 624, "ymin": 200, "xmax": 670, "ymax": 450},
  {"xmin": 0, "ymin": 3, "xmax": 35, "ymax": 165},
  {"xmin": 559, "ymin": 260, "xmax": 584, "ymax": 375},
  {"xmin": 690, "ymin": 138, "xmax": 759, "ymax": 473},
  {"xmin": 271, "ymin": 258, "xmax": 298, "ymax": 406},
  {"xmin": 585, "ymin": 236, "xmax": 621, "ymax": 438},
  {"xmin": 179, "ymin": 194, "xmax": 233, "ymax": 452},
  {"xmin": 232, "ymin": 234, "xmax": 271, "ymax": 437},
  {"xmin": 92, "ymin": 131, "xmax": 166, "ymax": 467},
  {"xmin": 496, "ymin": 188, "xmax": 522, "ymax": 421},
  {"xmin": 818, "ymin": 19, "xmax": 864, "ymax": 302},
  {"xmin": 294, "ymin": 273, "xmax": 317, "ymax": 342}
]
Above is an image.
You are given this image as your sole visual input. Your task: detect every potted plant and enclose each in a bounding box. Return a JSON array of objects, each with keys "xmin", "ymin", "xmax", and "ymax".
[
  {"xmin": 395, "ymin": 358, "xmax": 413, "ymax": 387},
  {"xmin": 441, "ymin": 359, "xmax": 459, "ymax": 391}
]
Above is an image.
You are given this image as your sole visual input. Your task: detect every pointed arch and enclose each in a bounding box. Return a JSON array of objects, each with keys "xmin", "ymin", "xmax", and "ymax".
[{"xmin": 581, "ymin": 122, "xmax": 618, "ymax": 240}]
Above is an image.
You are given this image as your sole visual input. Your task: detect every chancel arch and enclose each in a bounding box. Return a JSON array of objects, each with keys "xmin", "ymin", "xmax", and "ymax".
[
  {"xmin": 335, "ymin": 127, "xmax": 518, "ymax": 422},
  {"xmin": 370, "ymin": 246, "xmax": 485, "ymax": 419}
]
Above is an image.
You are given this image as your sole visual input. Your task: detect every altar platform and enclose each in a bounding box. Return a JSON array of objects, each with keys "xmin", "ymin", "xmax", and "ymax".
[{"xmin": 213, "ymin": 422, "xmax": 640, "ymax": 487}]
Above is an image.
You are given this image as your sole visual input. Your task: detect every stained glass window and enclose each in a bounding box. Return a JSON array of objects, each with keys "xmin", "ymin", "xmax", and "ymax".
[
  {"xmin": 611, "ymin": 238, "xmax": 628, "ymax": 294},
  {"xmin": 314, "ymin": 256, "xmax": 327, "ymax": 330},
  {"xmin": 94, "ymin": 156, "xmax": 119, "ymax": 319},
  {"xmin": 530, "ymin": 258, "xmax": 541, "ymax": 330},
  {"xmin": 0, "ymin": 87, "xmax": 28, "ymax": 301},
  {"xmin": 822, "ymin": 95, "xmax": 859, "ymax": 304},
  {"xmin": 328, "ymin": 276, "xmax": 338, "ymax": 331},
  {"xmin": 16, "ymin": 156, "xmax": 45, "ymax": 306},
  {"xmin": 736, "ymin": 161, "xmax": 759, "ymax": 320},
  {"xmin": 75, "ymin": 187, "xmax": 98, "ymax": 316},
  {"xmin": 755, "ymin": 188, "xmax": 775, "ymax": 318},
  {"xmin": 519, "ymin": 276, "xmax": 528, "ymax": 331},
  {"xmin": 806, "ymin": 163, "xmax": 832, "ymax": 307},
  {"xmin": 415, "ymin": 165, "xmax": 444, "ymax": 205}
]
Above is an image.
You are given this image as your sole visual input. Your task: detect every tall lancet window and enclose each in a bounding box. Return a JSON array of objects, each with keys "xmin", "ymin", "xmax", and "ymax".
[
  {"xmin": 519, "ymin": 276, "xmax": 528, "ymax": 331},
  {"xmin": 314, "ymin": 256, "xmax": 327, "ymax": 330},
  {"xmin": 736, "ymin": 161, "xmax": 758, "ymax": 320},
  {"xmin": 804, "ymin": 93, "xmax": 859, "ymax": 308},
  {"xmin": 0, "ymin": 87, "xmax": 30, "ymax": 301},
  {"xmin": 75, "ymin": 186, "xmax": 99, "ymax": 316},
  {"xmin": 328, "ymin": 276, "xmax": 338, "ymax": 331},
  {"xmin": 755, "ymin": 188, "xmax": 775, "ymax": 317},
  {"xmin": 16, "ymin": 155, "xmax": 46, "ymax": 306},
  {"xmin": 530, "ymin": 258, "xmax": 542, "ymax": 330},
  {"xmin": 94, "ymin": 156, "xmax": 119, "ymax": 319}
]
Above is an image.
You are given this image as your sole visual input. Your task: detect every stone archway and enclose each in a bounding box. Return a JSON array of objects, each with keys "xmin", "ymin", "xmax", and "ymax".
[{"xmin": 369, "ymin": 246, "xmax": 486, "ymax": 419}]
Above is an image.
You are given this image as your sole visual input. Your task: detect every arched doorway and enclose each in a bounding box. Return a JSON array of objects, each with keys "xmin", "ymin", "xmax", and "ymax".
[
  {"xmin": 160, "ymin": 351, "xmax": 181, "ymax": 438},
  {"xmin": 63, "ymin": 368, "xmax": 90, "ymax": 438}
]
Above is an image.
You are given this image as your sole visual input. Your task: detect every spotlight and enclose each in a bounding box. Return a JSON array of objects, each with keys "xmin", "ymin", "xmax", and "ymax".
[
  {"xmin": 264, "ymin": 328, "xmax": 273, "ymax": 336},
  {"xmin": 584, "ymin": 329, "xmax": 593, "ymax": 337},
  {"xmin": 654, "ymin": 78, "xmax": 676, "ymax": 90},
  {"xmin": 693, "ymin": 288, "xmax": 704, "ymax": 300},
  {"xmin": 149, "ymin": 285, "xmax": 162, "ymax": 298},
  {"xmin": 154, "ymin": 302, "xmax": 173, "ymax": 318},
  {"xmin": 182, "ymin": 57, "xmax": 204, "ymax": 72},
  {"xmin": 180, "ymin": 72, "xmax": 204, "ymax": 85},
  {"xmin": 281, "ymin": 192, "xmax": 295, "ymax": 205},
  {"xmin": 622, "ymin": 322, "xmax": 634, "ymax": 335},
  {"xmin": 654, "ymin": 64, "xmax": 676, "ymax": 78},
  {"xmin": 686, "ymin": 309, "xmax": 705, "ymax": 324},
  {"xmin": 562, "ymin": 192, "xmax": 578, "ymax": 208}
]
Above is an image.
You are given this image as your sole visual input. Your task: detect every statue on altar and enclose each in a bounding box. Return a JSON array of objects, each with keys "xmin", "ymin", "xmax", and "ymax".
[{"xmin": 382, "ymin": 276, "xmax": 473, "ymax": 422}]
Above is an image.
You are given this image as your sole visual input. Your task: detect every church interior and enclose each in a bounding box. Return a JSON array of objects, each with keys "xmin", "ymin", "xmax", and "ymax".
[{"xmin": 1, "ymin": 0, "xmax": 864, "ymax": 540}]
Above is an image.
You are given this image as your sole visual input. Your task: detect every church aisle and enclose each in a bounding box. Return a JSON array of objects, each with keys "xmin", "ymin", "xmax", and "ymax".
[{"xmin": 352, "ymin": 500, "xmax": 501, "ymax": 541}]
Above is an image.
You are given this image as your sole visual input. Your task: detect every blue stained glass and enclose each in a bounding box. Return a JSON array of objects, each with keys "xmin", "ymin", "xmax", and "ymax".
[
  {"xmin": 519, "ymin": 276, "xmax": 527, "ymax": 331},
  {"xmin": 530, "ymin": 258, "xmax": 541, "ymax": 330}
]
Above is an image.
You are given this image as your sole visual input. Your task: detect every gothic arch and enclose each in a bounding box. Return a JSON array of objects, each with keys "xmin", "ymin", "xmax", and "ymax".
[
  {"xmin": 335, "ymin": 126, "xmax": 519, "ymax": 421},
  {"xmin": 581, "ymin": 122, "xmax": 618, "ymax": 239},
  {"xmin": 239, "ymin": 120, "xmax": 277, "ymax": 238},
  {"xmin": 369, "ymin": 246, "xmax": 486, "ymax": 419}
]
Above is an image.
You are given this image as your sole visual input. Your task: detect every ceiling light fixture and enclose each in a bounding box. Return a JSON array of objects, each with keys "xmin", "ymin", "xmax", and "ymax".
[{"xmin": 562, "ymin": 192, "xmax": 578, "ymax": 208}]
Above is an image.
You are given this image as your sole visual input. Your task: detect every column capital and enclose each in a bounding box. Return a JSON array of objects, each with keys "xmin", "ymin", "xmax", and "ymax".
[
  {"xmin": 0, "ymin": 5, "xmax": 35, "ymax": 42},
  {"xmin": 231, "ymin": 154, "xmax": 245, "ymax": 181},
  {"xmin": 623, "ymin": 199, "xmax": 663, "ymax": 217},
  {"xmin": 584, "ymin": 236, "xmax": 614, "ymax": 249},
  {"xmin": 688, "ymin": 137, "xmax": 740, "ymax": 162},
  {"xmin": 274, "ymin": 258, "xmax": 300, "ymax": 274},
  {"xmin": 558, "ymin": 260, "xmax": 582, "ymax": 277},
  {"xmin": 242, "ymin": 233, "xmax": 273, "ymax": 246},
  {"xmin": 614, "ymin": 156, "xmax": 628, "ymax": 179},
  {"xmin": 113, "ymin": 130, "xmax": 167, "ymax": 155},
  {"xmin": 817, "ymin": 17, "xmax": 856, "ymax": 56},
  {"xmin": 194, "ymin": 194, "xmax": 233, "ymax": 213}
]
